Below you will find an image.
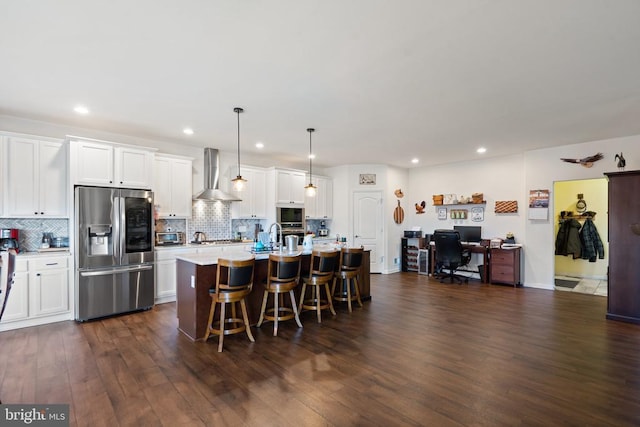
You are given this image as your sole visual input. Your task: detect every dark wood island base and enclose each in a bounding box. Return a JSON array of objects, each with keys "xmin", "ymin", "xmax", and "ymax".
[{"xmin": 176, "ymin": 251, "xmax": 370, "ymax": 341}]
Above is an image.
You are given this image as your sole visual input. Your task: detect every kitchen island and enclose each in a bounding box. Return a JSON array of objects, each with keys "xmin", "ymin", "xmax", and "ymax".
[{"xmin": 175, "ymin": 247, "xmax": 370, "ymax": 341}]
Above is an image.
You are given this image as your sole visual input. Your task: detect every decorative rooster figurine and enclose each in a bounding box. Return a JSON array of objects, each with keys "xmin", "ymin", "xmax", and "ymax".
[
  {"xmin": 615, "ymin": 153, "xmax": 626, "ymax": 170},
  {"xmin": 415, "ymin": 201, "xmax": 426, "ymax": 214},
  {"xmin": 560, "ymin": 152, "xmax": 603, "ymax": 168}
]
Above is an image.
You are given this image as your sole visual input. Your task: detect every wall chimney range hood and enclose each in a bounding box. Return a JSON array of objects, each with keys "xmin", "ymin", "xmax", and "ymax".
[{"xmin": 194, "ymin": 148, "xmax": 241, "ymax": 201}]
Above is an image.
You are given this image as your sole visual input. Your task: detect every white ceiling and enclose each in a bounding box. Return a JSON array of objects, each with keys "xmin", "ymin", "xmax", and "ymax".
[{"xmin": 2, "ymin": 1, "xmax": 640, "ymax": 169}]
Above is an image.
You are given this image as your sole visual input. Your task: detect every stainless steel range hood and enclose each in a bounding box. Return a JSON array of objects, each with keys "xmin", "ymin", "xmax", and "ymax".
[{"xmin": 194, "ymin": 148, "xmax": 242, "ymax": 201}]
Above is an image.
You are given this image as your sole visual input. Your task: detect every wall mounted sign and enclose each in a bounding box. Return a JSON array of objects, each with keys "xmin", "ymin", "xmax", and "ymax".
[
  {"xmin": 437, "ymin": 207, "xmax": 447, "ymax": 220},
  {"xmin": 359, "ymin": 173, "xmax": 376, "ymax": 185},
  {"xmin": 471, "ymin": 207, "xmax": 484, "ymax": 222},
  {"xmin": 495, "ymin": 201, "xmax": 518, "ymax": 213}
]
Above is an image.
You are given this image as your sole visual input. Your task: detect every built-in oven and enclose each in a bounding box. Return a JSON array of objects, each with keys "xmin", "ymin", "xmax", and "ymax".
[{"xmin": 277, "ymin": 206, "xmax": 306, "ymax": 244}]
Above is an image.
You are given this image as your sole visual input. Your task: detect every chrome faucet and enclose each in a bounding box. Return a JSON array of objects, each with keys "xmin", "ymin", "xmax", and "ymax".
[{"xmin": 268, "ymin": 222, "xmax": 283, "ymax": 250}]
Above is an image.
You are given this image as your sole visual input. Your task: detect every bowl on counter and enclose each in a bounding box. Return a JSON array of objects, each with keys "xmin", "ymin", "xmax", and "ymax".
[{"xmin": 51, "ymin": 237, "xmax": 69, "ymax": 248}]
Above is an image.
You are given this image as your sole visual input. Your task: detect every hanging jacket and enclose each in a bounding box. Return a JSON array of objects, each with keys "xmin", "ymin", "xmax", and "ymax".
[
  {"xmin": 555, "ymin": 219, "xmax": 582, "ymax": 259},
  {"xmin": 580, "ymin": 218, "xmax": 605, "ymax": 262}
]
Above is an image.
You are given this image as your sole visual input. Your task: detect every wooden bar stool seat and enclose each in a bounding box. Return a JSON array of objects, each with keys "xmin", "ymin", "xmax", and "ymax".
[
  {"xmin": 331, "ymin": 247, "xmax": 364, "ymax": 312},
  {"xmin": 299, "ymin": 249, "xmax": 339, "ymax": 323},
  {"xmin": 204, "ymin": 257, "xmax": 255, "ymax": 352},
  {"xmin": 257, "ymin": 253, "xmax": 303, "ymax": 336}
]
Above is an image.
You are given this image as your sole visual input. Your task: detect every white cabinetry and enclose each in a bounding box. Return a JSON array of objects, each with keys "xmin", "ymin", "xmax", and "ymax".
[
  {"xmin": 305, "ymin": 175, "xmax": 333, "ymax": 219},
  {"xmin": 4, "ymin": 135, "xmax": 67, "ymax": 217},
  {"xmin": 0, "ymin": 257, "xmax": 29, "ymax": 322},
  {"xmin": 275, "ymin": 169, "xmax": 306, "ymax": 205},
  {"xmin": 0, "ymin": 254, "xmax": 71, "ymax": 331},
  {"xmin": 70, "ymin": 138, "xmax": 155, "ymax": 189},
  {"xmin": 230, "ymin": 166, "xmax": 267, "ymax": 218},
  {"xmin": 154, "ymin": 154, "xmax": 193, "ymax": 218},
  {"xmin": 29, "ymin": 256, "xmax": 69, "ymax": 317},
  {"xmin": 155, "ymin": 247, "xmax": 197, "ymax": 304}
]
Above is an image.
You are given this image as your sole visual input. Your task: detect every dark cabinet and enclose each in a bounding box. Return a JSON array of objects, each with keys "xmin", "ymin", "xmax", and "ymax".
[
  {"xmin": 490, "ymin": 247, "xmax": 522, "ymax": 287},
  {"xmin": 401, "ymin": 237, "xmax": 426, "ymax": 272},
  {"xmin": 605, "ymin": 170, "xmax": 640, "ymax": 324}
]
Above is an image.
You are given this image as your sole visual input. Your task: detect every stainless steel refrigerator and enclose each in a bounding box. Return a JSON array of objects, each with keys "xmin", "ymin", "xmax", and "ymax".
[{"xmin": 75, "ymin": 186, "xmax": 155, "ymax": 321}]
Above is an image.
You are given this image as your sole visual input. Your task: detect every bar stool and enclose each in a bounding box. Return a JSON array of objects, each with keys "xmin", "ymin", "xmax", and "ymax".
[
  {"xmin": 204, "ymin": 257, "xmax": 255, "ymax": 352},
  {"xmin": 331, "ymin": 247, "xmax": 364, "ymax": 312},
  {"xmin": 299, "ymin": 249, "xmax": 339, "ymax": 323},
  {"xmin": 257, "ymin": 253, "xmax": 303, "ymax": 336}
]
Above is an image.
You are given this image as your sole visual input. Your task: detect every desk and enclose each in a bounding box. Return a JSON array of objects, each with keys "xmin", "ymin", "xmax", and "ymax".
[{"xmin": 429, "ymin": 242, "xmax": 490, "ymax": 283}]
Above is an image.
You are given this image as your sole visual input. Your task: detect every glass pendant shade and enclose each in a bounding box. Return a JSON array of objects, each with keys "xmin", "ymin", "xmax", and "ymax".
[{"xmin": 232, "ymin": 175, "xmax": 247, "ymax": 191}]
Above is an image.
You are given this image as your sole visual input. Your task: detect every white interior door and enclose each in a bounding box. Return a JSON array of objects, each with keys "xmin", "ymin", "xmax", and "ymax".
[{"xmin": 353, "ymin": 191, "xmax": 383, "ymax": 273}]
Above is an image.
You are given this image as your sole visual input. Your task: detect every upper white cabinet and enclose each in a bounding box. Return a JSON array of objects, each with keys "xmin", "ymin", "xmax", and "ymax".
[
  {"xmin": 70, "ymin": 138, "xmax": 155, "ymax": 189},
  {"xmin": 154, "ymin": 154, "xmax": 193, "ymax": 218},
  {"xmin": 230, "ymin": 166, "xmax": 268, "ymax": 219},
  {"xmin": 275, "ymin": 169, "xmax": 306, "ymax": 205},
  {"xmin": 4, "ymin": 135, "xmax": 67, "ymax": 217},
  {"xmin": 305, "ymin": 175, "xmax": 333, "ymax": 219}
]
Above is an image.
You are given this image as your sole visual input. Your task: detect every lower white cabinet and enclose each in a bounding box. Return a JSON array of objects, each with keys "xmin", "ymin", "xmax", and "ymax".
[
  {"xmin": 30, "ymin": 257, "xmax": 69, "ymax": 317},
  {"xmin": 155, "ymin": 247, "xmax": 197, "ymax": 304},
  {"xmin": 0, "ymin": 254, "xmax": 71, "ymax": 331},
  {"xmin": 1, "ymin": 258, "xmax": 29, "ymax": 322}
]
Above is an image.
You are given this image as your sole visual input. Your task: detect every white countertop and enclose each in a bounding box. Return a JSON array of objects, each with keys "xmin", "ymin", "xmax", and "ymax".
[{"xmin": 175, "ymin": 243, "xmax": 340, "ymax": 266}]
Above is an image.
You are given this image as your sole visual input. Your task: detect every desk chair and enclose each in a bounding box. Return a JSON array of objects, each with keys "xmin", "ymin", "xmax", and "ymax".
[
  {"xmin": 204, "ymin": 257, "xmax": 256, "ymax": 352},
  {"xmin": 434, "ymin": 230, "xmax": 471, "ymax": 284}
]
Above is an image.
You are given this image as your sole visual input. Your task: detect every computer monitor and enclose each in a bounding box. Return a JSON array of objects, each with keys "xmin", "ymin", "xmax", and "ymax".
[{"xmin": 453, "ymin": 225, "xmax": 482, "ymax": 243}]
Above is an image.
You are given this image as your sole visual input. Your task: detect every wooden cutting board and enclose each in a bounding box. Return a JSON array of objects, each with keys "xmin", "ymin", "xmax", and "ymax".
[{"xmin": 394, "ymin": 200, "xmax": 404, "ymax": 224}]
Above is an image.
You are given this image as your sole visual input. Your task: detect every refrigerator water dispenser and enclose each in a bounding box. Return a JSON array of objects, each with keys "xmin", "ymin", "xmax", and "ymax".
[{"xmin": 89, "ymin": 225, "xmax": 112, "ymax": 255}]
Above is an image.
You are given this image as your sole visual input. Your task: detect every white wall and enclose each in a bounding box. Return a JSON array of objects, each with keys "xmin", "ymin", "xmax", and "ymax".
[
  {"xmin": 405, "ymin": 134, "xmax": 639, "ymax": 289},
  {"xmin": 523, "ymin": 134, "xmax": 639, "ymax": 288},
  {"xmin": 409, "ymin": 154, "xmax": 525, "ymax": 273}
]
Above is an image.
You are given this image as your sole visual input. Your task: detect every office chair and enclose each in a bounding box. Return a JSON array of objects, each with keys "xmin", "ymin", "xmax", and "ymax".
[{"xmin": 433, "ymin": 229, "xmax": 471, "ymax": 284}]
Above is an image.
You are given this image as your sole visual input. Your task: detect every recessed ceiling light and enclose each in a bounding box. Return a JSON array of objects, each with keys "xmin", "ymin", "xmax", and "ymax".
[
  {"xmin": 255, "ymin": 142, "xmax": 264, "ymax": 149},
  {"xmin": 477, "ymin": 147, "xmax": 487, "ymax": 153},
  {"xmin": 73, "ymin": 105, "xmax": 89, "ymax": 115},
  {"xmin": 411, "ymin": 158, "xmax": 419, "ymax": 164},
  {"xmin": 183, "ymin": 128, "xmax": 194, "ymax": 135}
]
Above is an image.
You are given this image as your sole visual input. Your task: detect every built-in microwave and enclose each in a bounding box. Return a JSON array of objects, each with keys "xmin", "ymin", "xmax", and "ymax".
[{"xmin": 277, "ymin": 207, "xmax": 305, "ymax": 227}]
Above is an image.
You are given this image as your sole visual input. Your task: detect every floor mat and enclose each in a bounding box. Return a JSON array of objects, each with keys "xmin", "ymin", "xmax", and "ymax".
[{"xmin": 555, "ymin": 278, "xmax": 580, "ymax": 289}]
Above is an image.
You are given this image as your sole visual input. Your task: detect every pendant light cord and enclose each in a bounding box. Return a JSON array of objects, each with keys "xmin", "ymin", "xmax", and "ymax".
[
  {"xmin": 307, "ymin": 128, "xmax": 314, "ymax": 183},
  {"xmin": 234, "ymin": 107, "xmax": 244, "ymax": 176}
]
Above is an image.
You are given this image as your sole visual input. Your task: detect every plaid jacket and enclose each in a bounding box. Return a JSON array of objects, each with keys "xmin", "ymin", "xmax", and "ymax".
[{"xmin": 580, "ymin": 218, "xmax": 604, "ymax": 262}]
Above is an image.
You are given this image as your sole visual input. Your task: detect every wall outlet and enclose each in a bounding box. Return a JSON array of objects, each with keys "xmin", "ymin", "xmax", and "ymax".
[{"xmin": 394, "ymin": 257, "xmax": 399, "ymax": 264}]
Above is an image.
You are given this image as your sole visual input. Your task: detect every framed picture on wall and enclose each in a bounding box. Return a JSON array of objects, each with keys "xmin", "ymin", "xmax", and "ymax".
[
  {"xmin": 359, "ymin": 173, "xmax": 376, "ymax": 185},
  {"xmin": 437, "ymin": 207, "xmax": 447, "ymax": 220},
  {"xmin": 471, "ymin": 207, "xmax": 484, "ymax": 222}
]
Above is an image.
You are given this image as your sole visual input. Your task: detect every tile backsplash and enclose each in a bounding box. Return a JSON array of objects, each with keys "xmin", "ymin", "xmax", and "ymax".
[
  {"xmin": 0, "ymin": 218, "xmax": 69, "ymax": 252},
  {"xmin": 153, "ymin": 200, "xmax": 268, "ymax": 242}
]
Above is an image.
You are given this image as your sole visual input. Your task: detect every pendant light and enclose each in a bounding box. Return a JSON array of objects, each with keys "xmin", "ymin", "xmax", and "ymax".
[
  {"xmin": 304, "ymin": 128, "xmax": 317, "ymax": 197},
  {"xmin": 231, "ymin": 107, "xmax": 247, "ymax": 191}
]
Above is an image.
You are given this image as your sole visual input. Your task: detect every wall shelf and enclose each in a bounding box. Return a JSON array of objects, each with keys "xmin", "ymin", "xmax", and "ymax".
[{"xmin": 433, "ymin": 202, "xmax": 486, "ymax": 207}]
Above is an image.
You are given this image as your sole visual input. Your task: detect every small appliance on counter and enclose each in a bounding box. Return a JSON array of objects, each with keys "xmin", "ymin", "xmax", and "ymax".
[
  {"xmin": 0, "ymin": 228, "xmax": 20, "ymax": 252},
  {"xmin": 156, "ymin": 231, "xmax": 185, "ymax": 246},
  {"xmin": 404, "ymin": 230, "xmax": 422, "ymax": 238},
  {"xmin": 318, "ymin": 220, "xmax": 329, "ymax": 237}
]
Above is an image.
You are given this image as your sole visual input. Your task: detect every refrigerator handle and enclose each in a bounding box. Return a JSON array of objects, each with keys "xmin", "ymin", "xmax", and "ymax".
[
  {"xmin": 114, "ymin": 195, "xmax": 123, "ymax": 263},
  {"xmin": 79, "ymin": 265, "xmax": 153, "ymax": 277}
]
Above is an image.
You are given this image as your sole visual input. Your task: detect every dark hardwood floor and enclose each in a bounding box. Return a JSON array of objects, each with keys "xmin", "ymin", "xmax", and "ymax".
[{"xmin": 2, "ymin": 273, "xmax": 640, "ymax": 426}]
